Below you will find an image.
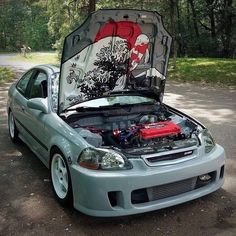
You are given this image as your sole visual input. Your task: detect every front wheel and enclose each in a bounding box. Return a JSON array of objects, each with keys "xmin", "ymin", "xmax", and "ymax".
[
  {"xmin": 50, "ymin": 151, "xmax": 73, "ymax": 206},
  {"xmin": 8, "ymin": 110, "xmax": 19, "ymax": 143}
]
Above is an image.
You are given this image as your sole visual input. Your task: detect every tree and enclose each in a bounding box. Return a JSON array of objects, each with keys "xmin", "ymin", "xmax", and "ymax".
[
  {"xmin": 0, "ymin": 0, "xmax": 234, "ymax": 57},
  {"xmin": 0, "ymin": 0, "xmax": 53, "ymax": 51},
  {"xmin": 89, "ymin": 0, "xmax": 96, "ymax": 13},
  {"xmin": 47, "ymin": 0, "xmax": 97, "ymax": 54},
  {"xmin": 169, "ymin": 0, "xmax": 178, "ymax": 68},
  {"xmin": 188, "ymin": 0, "xmax": 203, "ymax": 54},
  {"xmin": 222, "ymin": 0, "xmax": 233, "ymax": 57}
]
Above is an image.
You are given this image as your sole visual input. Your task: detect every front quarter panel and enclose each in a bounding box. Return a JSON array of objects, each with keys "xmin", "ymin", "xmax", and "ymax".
[{"xmin": 45, "ymin": 113, "xmax": 90, "ymax": 168}]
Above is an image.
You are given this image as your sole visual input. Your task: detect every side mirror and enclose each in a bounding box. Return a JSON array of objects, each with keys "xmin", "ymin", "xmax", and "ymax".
[{"xmin": 27, "ymin": 98, "xmax": 48, "ymax": 114}]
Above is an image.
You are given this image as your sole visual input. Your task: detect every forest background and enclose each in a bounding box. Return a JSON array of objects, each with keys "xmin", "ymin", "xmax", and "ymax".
[{"xmin": 0, "ymin": 0, "xmax": 235, "ymax": 58}]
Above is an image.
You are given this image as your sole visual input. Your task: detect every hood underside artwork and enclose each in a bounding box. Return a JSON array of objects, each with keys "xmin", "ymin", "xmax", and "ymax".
[{"xmin": 59, "ymin": 9, "xmax": 172, "ymax": 113}]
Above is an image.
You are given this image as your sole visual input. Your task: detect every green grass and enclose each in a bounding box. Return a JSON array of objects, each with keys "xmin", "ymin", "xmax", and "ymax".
[
  {"xmin": 168, "ymin": 58, "xmax": 236, "ymax": 86},
  {"xmin": 0, "ymin": 67, "xmax": 15, "ymax": 83},
  {"xmin": 8, "ymin": 54, "xmax": 236, "ymax": 86},
  {"xmin": 10, "ymin": 52, "xmax": 59, "ymax": 65}
]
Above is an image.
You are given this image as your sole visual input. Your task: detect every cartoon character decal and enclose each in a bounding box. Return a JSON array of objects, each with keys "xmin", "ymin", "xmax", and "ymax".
[{"xmin": 130, "ymin": 34, "xmax": 150, "ymax": 70}]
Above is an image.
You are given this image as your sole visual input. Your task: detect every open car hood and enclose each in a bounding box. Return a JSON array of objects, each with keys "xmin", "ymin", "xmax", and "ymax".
[{"xmin": 59, "ymin": 9, "xmax": 172, "ymax": 113}]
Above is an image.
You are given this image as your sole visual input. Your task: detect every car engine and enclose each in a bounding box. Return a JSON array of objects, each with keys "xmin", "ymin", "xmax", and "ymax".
[{"xmin": 65, "ymin": 105, "xmax": 200, "ymax": 155}]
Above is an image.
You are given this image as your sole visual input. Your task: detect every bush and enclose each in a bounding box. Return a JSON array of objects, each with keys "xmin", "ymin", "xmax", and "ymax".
[{"xmin": 0, "ymin": 67, "xmax": 15, "ymax": 83}]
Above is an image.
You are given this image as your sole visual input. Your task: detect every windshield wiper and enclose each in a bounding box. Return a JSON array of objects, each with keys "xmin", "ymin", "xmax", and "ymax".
[
  {"xmin": 65, "ymin": 101, "xmax": 156, "ymax": 113},
  {"xmin": 73, "ymin": 106, "xmax": 100, "ymax": 112}
]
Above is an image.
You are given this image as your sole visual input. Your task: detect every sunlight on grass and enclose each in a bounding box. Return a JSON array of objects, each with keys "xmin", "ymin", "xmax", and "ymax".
[
  {"xmin": 191, "ymin": 61, "xmax": 216, "ymax": 66},
  {"xmin": 10, "ymin": 52, "xmax": 59, "ymax": 65},
  {"xmin": 168, "ymin": 58, "xmax": 236, "ymax": 86},
  {"xmin": 7, "ymin": 54, "xmax": 236, "ymax": 86},
  {"xmin": 0, "ymin": 67, "xmax": 14, "ymax": 83}
]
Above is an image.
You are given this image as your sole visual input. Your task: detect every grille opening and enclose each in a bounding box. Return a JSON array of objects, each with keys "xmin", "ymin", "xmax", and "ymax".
[
  {"xmin": 220, "ymin": 165, "xmax": 225, "ymax": 179},
  {"xmin": 131, "ymin": 172, "xmax": 216, "ymax": 204},
  {"xmin": 147, "ymin": 150, "xmax": 194, "ymax": 163},
  {"xmin": 108, "ymin": 191, "xmax": 118, "ymax": 207},
  {"xmin": 131, "ymin": 188, "xmax": 149, "ymax": 204}
]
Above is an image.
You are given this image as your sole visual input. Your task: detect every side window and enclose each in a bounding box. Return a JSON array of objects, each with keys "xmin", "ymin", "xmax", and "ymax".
[
  {"xmin": 29, "ymin": 72, "xmax": 48, "ymax": 99},
  {"xmin": 16, "ymin": 70, "xmax": 33, "ymax": 96}
]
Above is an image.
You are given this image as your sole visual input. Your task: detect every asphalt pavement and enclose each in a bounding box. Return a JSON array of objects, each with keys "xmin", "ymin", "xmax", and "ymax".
[{"xmin": 0, "ymin": 54, "xmax": 235, "ymax": 236}]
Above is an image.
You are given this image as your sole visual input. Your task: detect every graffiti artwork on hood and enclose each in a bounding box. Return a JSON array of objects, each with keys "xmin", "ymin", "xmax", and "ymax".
[{"xmin": 63, "ymin": 21, "xmax": 165, "ymax": 104}]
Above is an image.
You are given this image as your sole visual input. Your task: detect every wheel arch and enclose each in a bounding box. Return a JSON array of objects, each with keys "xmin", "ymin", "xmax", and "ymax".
[
  {"xmin": 48, "ymin": 139, "xmax": 74, "ymax": 167},
  {"xmin": 50, "ymin": 145, "xmax": 62, "ymax": 158},
  {"xmin": 48, "ymin": 132, "xmax": 85, "ymax": 167},
  {"xmin": 49, "ymin": 145, "xmax": 67, "ymax": 164}
]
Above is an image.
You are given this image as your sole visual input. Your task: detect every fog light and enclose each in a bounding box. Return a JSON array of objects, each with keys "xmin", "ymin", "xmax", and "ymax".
[
  {"xmin": 199, "ymin": 174, "xmax": 211, "ymax": 182},
  {"xmin": 196, "ymin": 172, "xmax": 216, "ymax": 189}
]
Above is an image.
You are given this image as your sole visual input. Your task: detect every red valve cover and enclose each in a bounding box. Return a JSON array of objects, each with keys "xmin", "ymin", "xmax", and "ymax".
[{"xmin": 140, "ymin": 121, "xmax": 181, "ymax": 139}]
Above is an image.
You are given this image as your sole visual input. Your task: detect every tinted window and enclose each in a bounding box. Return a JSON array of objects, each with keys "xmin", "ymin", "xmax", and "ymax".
[
  {"xmin": 16, "ymin": 70, "xmax": 33, "ymax": 96},
  {"xmin": 29, "ymin": 72, "xmax": 47, "ymax": 98}
]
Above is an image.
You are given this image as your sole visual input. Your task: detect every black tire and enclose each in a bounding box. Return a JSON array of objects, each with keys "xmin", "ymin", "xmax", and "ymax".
[
  {"xmin": 50, "ymin": 148, "xmax": 73, "ymax": 206},
  {"xmin": 8, "ymin": 110, "xmax": 19, "ymax": 143}
]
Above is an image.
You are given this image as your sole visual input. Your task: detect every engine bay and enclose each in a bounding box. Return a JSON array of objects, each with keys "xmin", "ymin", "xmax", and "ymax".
[{"xmin": 63, "ymin": 104, "xmax": 200, "ymax": 155}]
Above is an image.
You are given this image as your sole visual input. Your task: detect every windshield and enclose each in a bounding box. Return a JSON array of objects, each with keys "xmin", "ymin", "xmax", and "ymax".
[{"xmin": 68, "ymin": 95, "xmax": 156, "ymax": 109}]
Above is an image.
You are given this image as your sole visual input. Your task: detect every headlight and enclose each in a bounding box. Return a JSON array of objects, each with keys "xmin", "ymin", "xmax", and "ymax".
[
  {"xmin": 78, "ymin": 147, "xmax": 132, "ymax": 170},
  {"xmin": 202, "ymin": 129, "xmax": 215, "ymax": 153}
]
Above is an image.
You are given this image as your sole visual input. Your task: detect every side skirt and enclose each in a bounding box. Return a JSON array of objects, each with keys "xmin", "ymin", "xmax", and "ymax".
[{"xmin": 18, "ymin": 133, "xmax": 49, "ymax": 169}]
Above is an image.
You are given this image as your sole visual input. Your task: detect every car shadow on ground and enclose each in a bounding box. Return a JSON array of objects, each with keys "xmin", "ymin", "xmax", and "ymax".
[{"xmin": 0, "ymin": 136, "xmax": 235, "ymax": 236}]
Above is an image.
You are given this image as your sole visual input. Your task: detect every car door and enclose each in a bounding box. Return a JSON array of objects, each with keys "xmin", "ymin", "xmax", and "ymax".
[
  {"xmin": 24, "ymin": 70, "xmax": 50, "ymax": 162},
  {"xmin": 12, "ymin": 69, "xmax": 36, "ymax": 139}
]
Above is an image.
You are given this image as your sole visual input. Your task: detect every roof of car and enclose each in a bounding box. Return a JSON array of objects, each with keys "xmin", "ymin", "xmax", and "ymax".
[{"xmin": 33, "ymin": 64, "xmax": 60, "ymax": 74}]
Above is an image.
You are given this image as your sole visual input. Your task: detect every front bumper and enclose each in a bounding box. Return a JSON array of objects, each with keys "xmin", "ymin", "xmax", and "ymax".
[{"xmin": 70, "ymin": 144, "xmax": 225, "ymax": 217}]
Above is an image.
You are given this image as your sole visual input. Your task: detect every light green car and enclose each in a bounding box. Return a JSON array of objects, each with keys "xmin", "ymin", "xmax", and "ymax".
[{"xmin": 7, "ymin": 9, "xmax": 225, "ymax": 217}]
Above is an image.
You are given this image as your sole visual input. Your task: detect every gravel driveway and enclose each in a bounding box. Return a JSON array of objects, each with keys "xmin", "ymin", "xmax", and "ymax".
[{"xmin": 0, "ymin": 57, "xmax": 235, "ymax": 236}]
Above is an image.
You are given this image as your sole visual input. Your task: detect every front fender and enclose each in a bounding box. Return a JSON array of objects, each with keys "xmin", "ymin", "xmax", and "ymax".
[
  {"xmin": 46, "ymin": 113, "xmax": 91, "ymax": 168},
  {"xmin": 49, "ymin": 136, "xmax": 78, "ymax": 165}
]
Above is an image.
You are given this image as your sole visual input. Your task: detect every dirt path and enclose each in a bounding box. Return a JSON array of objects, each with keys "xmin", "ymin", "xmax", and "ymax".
[
  {"xmin": 0, "ymin": 67, "xmax": 235, "ymax": 236},
  {"xmin": 0, "ymin": 53, "xmax": 38, "ymax": 72}
]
